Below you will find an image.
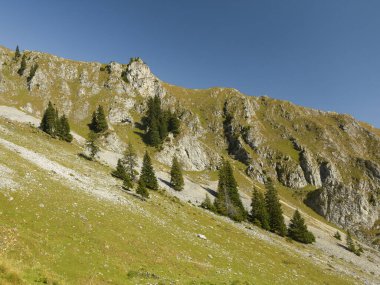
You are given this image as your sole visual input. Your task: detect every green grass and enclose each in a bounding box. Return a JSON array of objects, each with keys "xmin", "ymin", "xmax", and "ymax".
[{"xmin": 0, "ymin": 119, "xmax": 356, "ymax": 285}]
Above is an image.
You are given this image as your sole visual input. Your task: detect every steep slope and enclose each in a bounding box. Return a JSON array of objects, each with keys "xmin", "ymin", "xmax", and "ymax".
[
  {"xmin": 0, "ymin": 44, "xmax": 379, "ymax": 250},
  {"xmin": 3, "ymin": 116, "xmax": 380, "ymax": 284}
]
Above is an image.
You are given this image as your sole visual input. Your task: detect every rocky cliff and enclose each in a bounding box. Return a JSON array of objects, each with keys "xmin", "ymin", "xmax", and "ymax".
[{"xmin": 0, "ymin": 45, "xmax": 379, "ymax": 248}]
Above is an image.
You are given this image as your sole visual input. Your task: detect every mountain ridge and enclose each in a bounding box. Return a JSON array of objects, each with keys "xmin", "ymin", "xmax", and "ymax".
[{"xmin": 0, "ymin": 44, "xmax": 379, "ymax": 250}]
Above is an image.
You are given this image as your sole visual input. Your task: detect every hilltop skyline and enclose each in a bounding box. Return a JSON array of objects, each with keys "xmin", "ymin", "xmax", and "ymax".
[{"xmin": 1, "ymin": 0, "xmax": 379, "ymax": 127}]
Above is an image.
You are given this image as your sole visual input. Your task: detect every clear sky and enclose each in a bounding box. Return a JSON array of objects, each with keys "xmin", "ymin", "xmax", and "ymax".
[{"xmin": 1, "ymin": 0, "xmax": 379, "ymax": 127}]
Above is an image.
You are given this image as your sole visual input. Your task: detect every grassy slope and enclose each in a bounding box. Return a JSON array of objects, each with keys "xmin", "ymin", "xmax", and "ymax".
[{"xmin": 0, "ymin": 120, "xmax": 356, "ymax": 285}]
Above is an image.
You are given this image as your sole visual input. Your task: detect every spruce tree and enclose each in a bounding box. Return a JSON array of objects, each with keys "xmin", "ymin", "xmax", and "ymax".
[
  {"xmin": 96, "ymin": 105, "xmax": 108, "ymax": 132},
  {"xmin": 265, "ymin": 179, "xmax": 287, "ymax": 236},
  {"xmin": 146, "ymin": 119, "xmax": 161, "ymax": 147},
  {"xmin": 200, "ymin": 194, "xmax": 216, "ymax": 212},
  {"xmin": 58, "ymin": 115, "xmax": 73, "ymax": 142},
  {"xmin": 89, "ymin": 105, "xmax": 108, "ymax": 133},
  {"xmin": 136, "ymin": 179, "xmax": 149, "ymax": 199},
  {"xmin": 334, "ymin": 231, "xmax": 341, "ymax": 240},
  {"xmin": 168, "ymin": 113, "xmax": 180, "ymax": 136},
  {"xmin": 123, "ymin": 143, "xmax": 138, "ymax": 181},
  {"xmin": 170, "ymin": 156, "xmax": 184, "ymax": 191},
  {"xmin": 288, "ymin": 210, "xmax": 315, "ymax": 244},
  {"xmin": 139, "ymin": 151, "xmax": 158, "ymax": 190},
  {"xmin": 18, "ymin": 54, "xmax": 27, "ymax": 76},
  {"xmin": 85, "ymin": 131, "xmax": 99, "ymax": 160},
  {"xmin": 15, "ymin": 45, "xmax": 21, "ymax": 60},
  {"xmin": 250, "ymin": 187, "xmax": 270, "ymax": 230},
  {"xmin": 112, "ymin": 159, "xmax": 129, "ymax": 181},
  {"xmin": 40, "ymin": 101, "xmax": 57, "ymax": 135},
  {"xmin": 346, "ymin": 230, "xmax": 360, "ymax": 255},
  {"xmin": 214, "ymin": 159, "xmax": 245, "ymax": 222},
  {"xmin": 142, "ymin": 95, "xmax": 180, "ymax": 146}
]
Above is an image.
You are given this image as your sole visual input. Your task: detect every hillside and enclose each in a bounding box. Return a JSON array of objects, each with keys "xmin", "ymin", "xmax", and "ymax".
[{"xmin": 0, "ymin": 45, "xmax": 380, "ymax": 284}]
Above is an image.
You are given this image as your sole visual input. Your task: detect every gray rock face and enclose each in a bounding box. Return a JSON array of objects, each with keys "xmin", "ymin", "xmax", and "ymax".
[
  {"xmin": 299, "ymin": 149, "xmax": 322, "ymax": 187},
  {"xmin": 156, "ymin": 134, "xmax": 219, "ymax": 171},
  {"xmin": 124, "ymin": 59, "xmax": 165, "ymax": 98},
  {"xmin": 306, "ymin": 181, "xmax": 379, "ymax": 231},
  {"xmin": 246, "ymin": 160, "xmax": 266, "ymax": 184},
  {"xmin": 320, "ymin": 161, "xmax": 342, "ymax": 184},
  {"xmin": 97, "ymin": 132, "xmax": 126, "ymax": 154},
  {"xmin": 275, "ymin": 158, "xmax": 308, "ymax": 189}
]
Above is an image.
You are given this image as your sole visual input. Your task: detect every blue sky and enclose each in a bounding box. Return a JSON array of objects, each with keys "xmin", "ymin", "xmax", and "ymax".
[{"xmin": 1, "ymin": 0, "xmax": 379, "ymax": 127}]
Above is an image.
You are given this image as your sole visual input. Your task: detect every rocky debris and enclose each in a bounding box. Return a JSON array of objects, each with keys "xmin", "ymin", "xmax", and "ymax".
[
  {"xmin": 299, "ymin": 149, "xmax": 322, "ymax": 187},
  {"xmin": 275, "ymin": 158, "xmax": 308, "ymax": 189}
]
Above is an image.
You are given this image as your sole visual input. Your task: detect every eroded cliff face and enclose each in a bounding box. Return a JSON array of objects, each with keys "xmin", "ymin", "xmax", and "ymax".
[{"xmin": 1, "ymin": 45, "xmax": 379, "ymax": 247}]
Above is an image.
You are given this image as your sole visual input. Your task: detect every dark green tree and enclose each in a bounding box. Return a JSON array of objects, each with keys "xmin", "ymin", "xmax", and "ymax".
[
  {"xmin": 40, "ymin": 101, "xmax": 57, "ymax": 135},
  {"xmin": 200, "ymin": 194, "xmax": 216, "ymax": 212},
  {"xmin": 123, "ymin": 142, "xmax": 138, "ymax": 181},
  {"xmin": 18, "ymin": 54, "xmax": 27, "ymax": 76},
  {"xmin": 288, "ymin": 210, "xmax": 315, "ymax": 244},
  {"xmin": 142, "ymin": 95, "xmax": 180, "ymax": 146},
  {"xmin": 170, "ymin": 156, "xmax": 184, "ymax": 191},
  {"xmin": 85, "ymin": 131, "xmax": 99, "ymax": 160},
  {"xmin": 112, "ymin": 159, "xmax": 129, "ymax": 180},
  {"xmin": 27, "ymin": 64, "xmax": 38, "ymax": 83},
  {"xmin": 346, "ymin": 230, "xmax": 361, "ymax": 255},
  {"xmin": 168, "ymin": 113, "xmax": 180, "ymax": 136},
  {"xmin": 89, "ymin": 105, "xmax": 108, "ymax": 133},
  {"xmin": 139, "ymin": 151, "xmax": 158, "ymax": 190},
  {"xmin": 265, "ymin": 179, "xmax": 287, "ymax": 236},
  {"xmin": 334, "ymin": 231, "xmax": 341, "ymax": 240},
  {"xmin": 249, "ymin": 187, "xmax": 270, "ymax": 230},
  {"xmin": 136, "ymin": 179, "xmax": 149, "ymax": 199},
  {"xmin": 214, "ymin": 159, "xmax": 246, "ymax": 222},
  {"xmin": 14, "ymin": 45, "xmax": 21, "ymax": 60},
  {"xmin": 57, "ymin": 114, "xmax": 73, "ymax": 142},
  {"xmin": 146, "ymin": 120, "xmax": 161, "ymax": 147}
]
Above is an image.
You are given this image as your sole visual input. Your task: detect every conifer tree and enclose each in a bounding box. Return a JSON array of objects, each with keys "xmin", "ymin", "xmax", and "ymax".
[
  {"xmin": 89, "ymin": 105, "xmax": 108, "ymax": 133},
  {"xmin": 214, "ymin": 159, "xmax": 245, "ymax": 221},
  {"xmin": 249, "ymin": 187, "xmax": 270, "ymax": 230},
  {"xmin": 265, "ymin": 179, "xmax": 287, "ymax": 236},
  {"xmin": 170, "ymin": 156, "xmax": 184, "ymax": 191},
  {"xmin": 15, "ymin": 45, "xmax": 21, "ymax": 60},
  {"xmin": 123, "ymin": 143, "xmax": 138, "ymax": 181},
  {"xmin": 142, "ymin": 95, "xmax": 180, "ymax": 146},
  {"xmin": 85, "ymin": 131, "xmax": 99, "ymax": 160},
  {"xmin": 40, "ymin": 101, "xmax": 57, "ymax": 135},
  {"xmin": 96, "ymin": 105, "xmax": 108, "ymax": 132},
  {"xmin": 346, "ymin": 230, "xmax": 360, "ymax": 255},
  {"xmin": 334, "ymin": 231, "xmax": 341, "ymax": 240},
  {"xmin": 18, "ymin": 54, "xmax": 27, "ymax": 76},
  {"xmin": 58, "ymin": 114, "xmax": 73, "ymax": 142},
  {"xmin": 112, "ymin": 159, "xmax": 129, "ymax": 181},
  {"xmin": 146, "ymin": 120, "xmax": 161, "ymax": 147},
  {"xmin": 200, "ymin": 194, "xmax": 216, "ymax": 212},
  {"xmin": 288, "ymin": 210, "xmax": 315, "ymax": 244},
  {"xmin": 136, "ymin": 179, "xmax": 149, "ymax": 199},
  {"xmin": 139, "ymin": 151, "xmax": 158, "ymax": 190},
  {"xmin": 168, "ymin": 113, "xmax": 180, "ymax": 136}
]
